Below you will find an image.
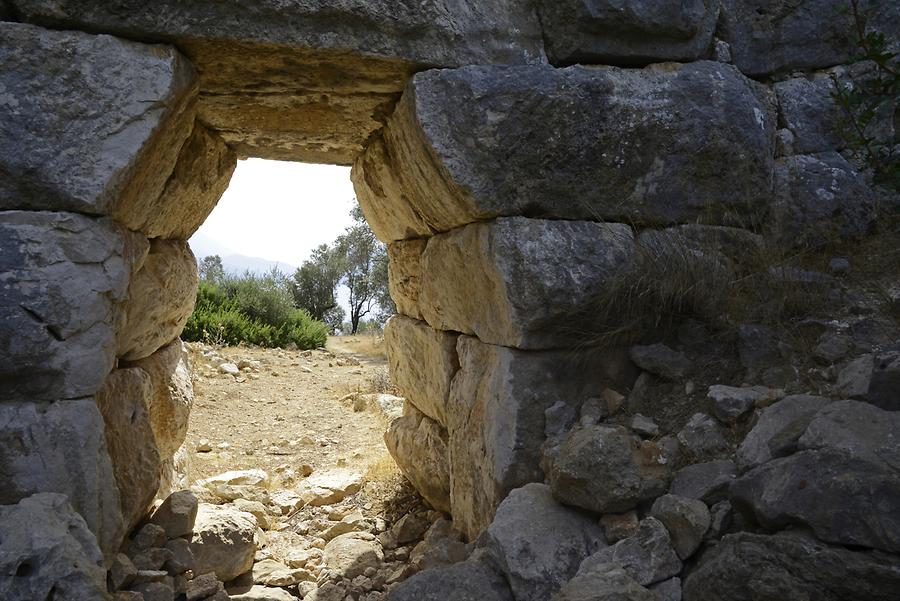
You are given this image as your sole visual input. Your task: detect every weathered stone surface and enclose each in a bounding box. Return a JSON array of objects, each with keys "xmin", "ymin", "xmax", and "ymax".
[
  {"xmin": 630, "ymin": 344, "xmax": 690, "ymax": 380},
  {"xmin": 707, "ymin": 385, "xmax": 778, "ymax": 423},
  {"xmin": 869, "ymin": 348, "xmax": 900, "ymax": 411},
  {"xmin": 150, "ymin": 490, "xmax": 199, "ymax": 539},
  {"xmin": 115, "ymin": 121, "xmax": 236, "ymax": 238},
  {"xmin": 485, "ymin": 483, "xmax": 606, "ymax": 601},
  {"xmin": 186, "ymin": 572, "xmax": 222, "ymax": 601},
  {"xmin": 298, "ymin": 469, "xmax": 364, "ymax": 506},
  {"xmin": 732, "ymin": 401, "xmax": 900, "ymax": 552},
  {"xmin": 600, "ymin": 511, "xmax": 640, "ymax": 544},
  {"xmin": 650, "ymin": 495, "xmax": 710, "ymax": 560},
  {"xmin": 0, "ymin": 22, "xmax": 196, "ymax": 215},
  {"xmin": 0, "ymin": 399, "xmax": 124, "ymax": 559},
  {"xmin": 323, "ymin": 532, "xmax": 383, "ymax": 579},
  {"xmin": 0, "ymin": 494, "xmax": 110, "ymax": 601},
  {"xmin": 668, "ymin": 460, "xmax": 736, "ymax": 504},
  {"xmin": 190, "ymin": 503, "xmax": 257, "ymax": 581},
  {"xmin": 550, "ymin": 425, "xmax": 672, "ymax": 514},
  {"xmin": 126, "ymin": 339, "xmax": 194, "ymax": 457},
  {"xmin": 409, "ymin": 518, "xmax": 469, "ymax": 571},
  {"xmin": 158, "ymin": 443, "xmax": 192, "ymax": 500},
  {"xmin": 384, "ymin": 402, "xmax": 450, "ymax": 513},
  {"xmin": 683, "ymin": 531, "xmax": 900, "ymax": 601},
  {"xmin": 387, "ymin": 239, "xmax": 428, "ymax": 319},
  {"xmin": 552, "ymin": 562, "xmax": 657, "ymax": 601},
  {"xmin": 387, "ymin": 554, "xmax": 514, "ymax": 601},
  {"xmin": 117, "ymin": 239, "xmax": 199, "ymax": 361},
  {"xmin": 13, "ymin": 0, "xmax": 542, "ymax": 164},
  {"xmin": 95, "ymin": 367, "xmax": 162, "ymax": 531},
  {"xmin": 768, "ymin": 153, "xmax": 876, "ymax": 248},
  {"xmin": 384, "ymin": 315, "xmax": 458, "ymax": 425},
  {"xmin": 719, "ymin": 0, "xmax": 900, "ymax": 76},
  {"xmin": 651, "ymin": 577, "xmax": 683, "ymax": 601},
  {"xmin": 581, "ymin": 518, "xmax": 682, "ymax": 587},
  {"xmin": 355, "ymin": 62, "xmax": 775, "ymax": 240},
  {"xmin": 536, "ymin": 0, "xmax": 718, "ymax": 65},
  {"xmin": 0, "ymin": 212, "xmax": 133, "ymax": 401},
  {"xmin": 676, "ymin": 413, "xmax": 730, "ymax": 459},
  {"xmin": 252, "ymin": 559, "xmax": 314, "ymax": 586},
  {"xmin": 735, "ymin": 394, "xmax": 831, "ymax": 471},
  {"xmin": 774, "ymin": 72, "xmax": 843, "ymax": 154},
  {"xmin": 231, "ymin": 585, "xmax": 297, "ymax": 601},
  {"xmin": 420, "ymin": 218, "xmax": 635, "ymax": 349},
  {"xmin": 448, "ymin": 336, "xmax": 635, "ymax": 538}
]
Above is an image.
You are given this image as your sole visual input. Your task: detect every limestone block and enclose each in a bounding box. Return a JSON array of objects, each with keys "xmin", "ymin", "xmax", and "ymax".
[
  {"xmin": 384, "ymin": 402, "xmax": 451, "ymax": 514},
  {"xmin": 158, "ymin": 444, "xmax": 192, "ymax": 500},
  {"xmin": 0, "ymin": 494, "xmax": 110, "ymax": 601},
  {"xmin": 12, "ymin": 0, "xmax": 543, "ymax": 164},
  {"xmin": 768, "ymin": 153, "xmax": 876, "ymax": 248},
  {"xmin": 732, "ymin": 400, "xmax": 900, "ymax": 553},
  {"xmin": 419, "ymin": 217, "xmax": 635, "ymax": 349},
  {"xmin": 580, "ymin": 518, "xmax": 681, "ymax": 587},
  {"xmin": 549, "ymin": 425, "xmax": 672, "ymax": 515},
  {"xmin": 115, "ymin": 122, "xmax": 236, "ymax": 239},
  {"xmin": 447, "ymin": 335, "xmax": 635, "ymax": 539},
  {"xmin": 774, "ymin": 73, "xmax": 844, "ymax": 155},
  {"xmin": 484, "ymin": 483, "xmax": 606, "ymax": 601},
  {"xmin": 190, "ymin": 503, "xmax": 257, "ymax": 582},
  {"xmin": 126, "ymin": 339, "xmax": 195, "ymax": 456},
  {"xmin": 117, "ymin": 239, "xmax": 199, "ymax": 361},
  {"xmin": 719, "ymin": 0, "xmax": 900, "ymax": 76},
  {"xmin": 0, "ymin": 212, "xmax": 133, "ymax": 402},
  {"xmin": 736, "ymin": 394, "xmax": 831, "ymax": 471},
  {"xmin": 354, "ymin": 62, "xmax": 775, "ymax": 240},
  {"xmin": 322, "ymin": 532, "xmax": 383, "ymax": 579},
  {"xmin": 554, "ymin": 562, "xmax": 656, "ymax": 601},
  {"xmin": 384, "ymin": 315, "xmax": 458, "ymax": 425},
  {"xmin": 0, "ymin": 399, "xmax": 124, "ymax": 559},
  {"xmin": 386, "ymin": 239, "xmax": 428, "ymax": 319},
  {"xmin": 536, "ymin": 0, "xmax": 719, "ymax": 65},
  {"xmin": 683, "ymin": 531, "xmax": 900, "ymax": 601},
  {"xmin": 150, "ymin": 490, "xmax": 199, "ymax": 540},
  {"xmin": 95, "ymin": 368, "xmax": 162, "ymax": 532},
  {"xmin": 388, "ymin": 554, "xmax": 514, "ymax": 601},
  {"xmin": 0, "ymin": 22, "xmax": 196, "ymax": 214}
]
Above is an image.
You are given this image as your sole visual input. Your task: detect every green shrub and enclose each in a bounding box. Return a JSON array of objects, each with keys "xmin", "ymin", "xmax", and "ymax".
[{"xmin": 182, "ymin": 275, "xmax": 327, "ymax": 349}]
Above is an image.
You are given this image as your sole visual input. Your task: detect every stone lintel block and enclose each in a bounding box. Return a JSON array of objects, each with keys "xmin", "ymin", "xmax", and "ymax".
[{"xmin": 354, "ymin": 61, "xmax": 775, "ymax": 242}]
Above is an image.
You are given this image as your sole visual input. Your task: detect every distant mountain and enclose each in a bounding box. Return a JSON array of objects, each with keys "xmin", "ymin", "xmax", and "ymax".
[{"xmin": 189, "ymin": 233, "xmax": 296, "ymax": 276}]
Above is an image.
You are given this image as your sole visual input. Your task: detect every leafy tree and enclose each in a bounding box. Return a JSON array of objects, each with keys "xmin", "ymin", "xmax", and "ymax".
[
  {"xmin": 335, "ymin": 202, "xmax": 394, "ymax": 334},
  {"xmin": 831, "ymin": 0, "xmax": 899, "ymax": 191},
  {"xmin": 198, "ymin": 254, "xmax": 226, "ymax": 285},
  {"xmin": 290, "ymin": 244, "xmax": 345, "ymax": 322}
]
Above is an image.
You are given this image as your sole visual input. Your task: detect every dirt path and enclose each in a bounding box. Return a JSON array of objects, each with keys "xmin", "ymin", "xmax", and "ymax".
[{"xmin": 184, "ymin": 335, "xmax": 412, "ymax": 517}]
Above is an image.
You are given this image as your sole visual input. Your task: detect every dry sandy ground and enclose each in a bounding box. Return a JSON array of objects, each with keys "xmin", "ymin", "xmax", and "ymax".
[{"xmin": 183, "ymin": 335, "xmax": 418, "ymax": 520}]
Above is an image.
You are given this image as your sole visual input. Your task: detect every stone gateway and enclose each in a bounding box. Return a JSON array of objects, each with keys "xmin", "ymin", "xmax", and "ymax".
[{"xmin": 1, "ymin": 1, "xmax": 899, "ymax": 600}]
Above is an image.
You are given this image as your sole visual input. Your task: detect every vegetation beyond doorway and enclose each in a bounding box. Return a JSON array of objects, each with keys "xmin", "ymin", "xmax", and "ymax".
[{"xmin": 183, "ymin": 200, "xmax": 394, "ymax": 348}]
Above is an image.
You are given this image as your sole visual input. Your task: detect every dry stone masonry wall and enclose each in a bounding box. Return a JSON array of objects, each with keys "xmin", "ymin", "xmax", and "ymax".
[{"xmin": 1, "ymin": 1, "xmax": 899, "ymax": 600}]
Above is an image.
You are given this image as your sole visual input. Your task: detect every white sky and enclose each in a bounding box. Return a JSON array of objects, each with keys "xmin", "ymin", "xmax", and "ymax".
[{"xmin": 191, "ymin": 158, "xmax": 356, "ymax": 267}]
